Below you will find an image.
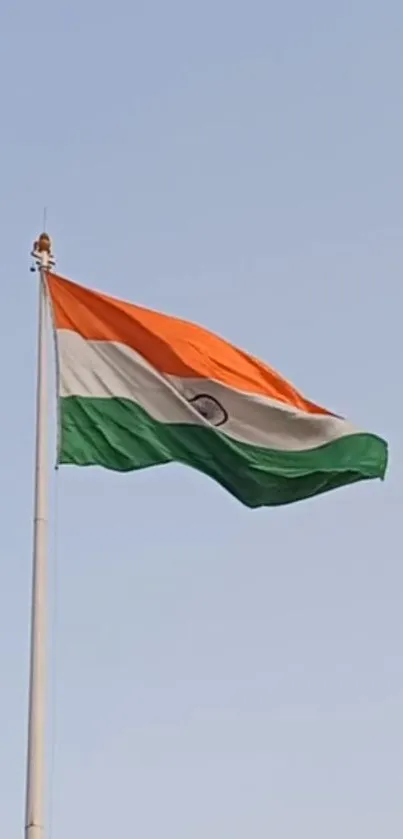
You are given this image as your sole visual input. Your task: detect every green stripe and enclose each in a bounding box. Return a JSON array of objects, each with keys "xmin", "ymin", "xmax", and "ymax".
[{"xmin": 59, "ymin": 396, "xmax": 388, "ymax": 508}]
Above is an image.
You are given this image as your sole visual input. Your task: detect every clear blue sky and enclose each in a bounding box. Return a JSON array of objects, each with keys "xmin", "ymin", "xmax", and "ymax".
[{"xmin": 1, "ymin": 1, "xmax": 402, "ymax": 837}]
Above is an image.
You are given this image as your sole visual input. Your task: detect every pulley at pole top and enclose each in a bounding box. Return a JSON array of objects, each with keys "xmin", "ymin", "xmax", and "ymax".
[{"xmin": 31, "ymin": 233, "xmax": 55, "ymax": 272}]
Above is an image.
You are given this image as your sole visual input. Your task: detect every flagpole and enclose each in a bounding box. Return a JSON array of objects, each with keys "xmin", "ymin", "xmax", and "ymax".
[{"xmin": 25, "ymin": 233, "xmax": 55, "ymax": 839}]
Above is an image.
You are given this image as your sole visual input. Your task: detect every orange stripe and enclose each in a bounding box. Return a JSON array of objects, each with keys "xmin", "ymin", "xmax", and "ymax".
[{"xmin": 46, "ymin": 272, "xmax": 331, "ymax": 415}]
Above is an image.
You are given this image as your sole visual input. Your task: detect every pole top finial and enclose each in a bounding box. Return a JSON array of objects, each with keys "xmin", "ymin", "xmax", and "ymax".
[
  {"xmin": 30, "ymin": 232, "xmax": 55, "ymax": 272},
  {"xmin": 36, "ymin": 232, "xmax": 51, "ymax": 253}
]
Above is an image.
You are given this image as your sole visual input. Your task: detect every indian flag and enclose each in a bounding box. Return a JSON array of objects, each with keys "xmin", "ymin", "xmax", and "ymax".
[{"xmin": 46, "ymin": 272, "xmax": 387, "ymax": 508}]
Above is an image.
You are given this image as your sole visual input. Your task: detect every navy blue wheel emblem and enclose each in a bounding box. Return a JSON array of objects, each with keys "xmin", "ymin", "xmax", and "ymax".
[{"xmin": 188, "ymin": 394, "xmax": 228, "ymax": 427}]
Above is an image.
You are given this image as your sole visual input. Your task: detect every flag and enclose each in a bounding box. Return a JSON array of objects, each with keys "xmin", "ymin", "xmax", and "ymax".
[{"xmin": 46, "ymin": 273, "xmax": 387, "ymax": 508}]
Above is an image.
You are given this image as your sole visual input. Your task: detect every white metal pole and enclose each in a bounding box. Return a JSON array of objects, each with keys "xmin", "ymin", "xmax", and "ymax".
[{"xmin": 25, "ymin": 234, "xmax": 55, "ymax": 839}]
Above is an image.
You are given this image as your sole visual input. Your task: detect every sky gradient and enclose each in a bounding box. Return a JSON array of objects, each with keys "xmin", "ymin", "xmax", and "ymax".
[{"xmin": 1, "ymin": 1, "xmax": 402, "ymax": 837}]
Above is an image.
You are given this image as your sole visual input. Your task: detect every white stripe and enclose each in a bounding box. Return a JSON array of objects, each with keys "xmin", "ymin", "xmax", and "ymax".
[{"xmin": 56, "ymin": 330, "xmax": 358, "ymax": 451}]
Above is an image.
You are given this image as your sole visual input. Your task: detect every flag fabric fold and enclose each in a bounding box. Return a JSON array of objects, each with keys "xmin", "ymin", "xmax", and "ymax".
[{"xmin": 46, "ymin": 272, "xmax": 387, "ymax": 508}]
